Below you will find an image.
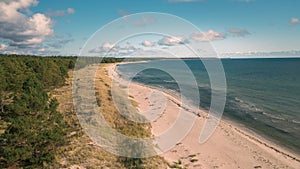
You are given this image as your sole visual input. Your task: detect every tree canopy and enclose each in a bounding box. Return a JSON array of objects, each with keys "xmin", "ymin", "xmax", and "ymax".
[{"xmin": 0, "ymin": 55, "xmax": 75, "ymax": 168}]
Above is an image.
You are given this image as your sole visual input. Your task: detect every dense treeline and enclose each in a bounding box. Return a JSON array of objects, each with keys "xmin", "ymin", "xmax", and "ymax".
[
  {"xmin": 0, "ymin": 55, "xmax": 152, "ymax": 168},
  {"xmin": 0, "ymin": 55, "xmax": 130, "ymax": 168},
  {"xmin": 75, "ymin": 57, "xmax": 124, "ymax": 69},
  {"xmin": 0, "ymin": 55, "xmax": 76, "ymax": 168}
]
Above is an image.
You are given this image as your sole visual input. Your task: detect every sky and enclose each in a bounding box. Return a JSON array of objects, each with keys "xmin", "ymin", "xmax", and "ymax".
[{"xmin": 0, "ymin": 0, "xmax": 299, "ymax": 57}]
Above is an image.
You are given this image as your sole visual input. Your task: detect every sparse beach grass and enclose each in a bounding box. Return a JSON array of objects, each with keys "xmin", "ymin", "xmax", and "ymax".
[{"xmin": 51, "ymin": 64, "xmax": 168, "ymax": 168}]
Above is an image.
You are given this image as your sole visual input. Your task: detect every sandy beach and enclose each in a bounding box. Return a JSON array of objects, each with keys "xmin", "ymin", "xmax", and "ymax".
[{"xmin": 106, "ymin": 63, "xmax": 300, "ymax": 169}]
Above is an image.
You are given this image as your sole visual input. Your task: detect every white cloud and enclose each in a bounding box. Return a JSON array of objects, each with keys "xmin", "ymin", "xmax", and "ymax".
[
  {"xmin": 118, "ymin": 45, "xmax": 137, "ymax": 55},
  {"xmin": 290, "ymin": 17, "xmax": 300, "ymax": 26},
  {"xmin": 38, "ymin": 48, "xmax": 46, "ymax": 53},
  {"xmin": 221, "ymin": 50, "xmax": 300, "ymax": 57},
  {"xmin": 158, "ymin": 36, "xmax": 188, "ymax": 46},
  {"xmin": 89, "ymin": 42, "xmax": 116, "ymax": 53},
  {"xmin": 0, "ymin": 0, "xmax": 54, "ymax": 47},
  {"xmin": 89, "ymin": 42, "xmax": 139, "ymax": 56},
  {"xmin": 67, "ymin": 8, "xmax": 75, "ymax": 14},
  {"xmin": 191, "ymin": 30, "xmax": 225, "ymax": 42},
  {"xmin": 0, "ymin": 0, "xmax": 38, "ymax": 22},
  {"xmin": 0, "ymin": 44, "xmax": 8, "ymax": 51},
  {"xmin": 102, "ymin": 42, "xmax": 117, "ymax": 51},
  {"xmin": 141, "ymin": 40, "xmax": 154, "ymax": 47},
  {"xmin": 227, "ymin": 28, "xmax": 251, "ymax": 37}
]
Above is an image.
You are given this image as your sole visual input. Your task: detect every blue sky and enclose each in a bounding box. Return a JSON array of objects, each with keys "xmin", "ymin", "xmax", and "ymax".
[{"xmin": 0, "ymin": 0, "xmax": 299, "ymax": 57}]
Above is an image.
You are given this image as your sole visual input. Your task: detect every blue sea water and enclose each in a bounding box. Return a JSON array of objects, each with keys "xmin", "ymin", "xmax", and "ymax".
[{"xmin": 117, "ymin": 58, "xmax": 300, "ymax": 154}]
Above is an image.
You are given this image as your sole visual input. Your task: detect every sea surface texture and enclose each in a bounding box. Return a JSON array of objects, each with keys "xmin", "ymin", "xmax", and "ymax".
[{"xmin": 117, "ymin": 58, "xmax": 300, "ymax": 154}]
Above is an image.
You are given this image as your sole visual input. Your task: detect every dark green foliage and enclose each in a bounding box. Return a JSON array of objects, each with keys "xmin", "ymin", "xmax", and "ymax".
[
  {"xmin": 74, "ymin": 57, "xmax": 124, "ymax": 70},
  {"xmin": 118, "ymin": 140, "xmax": 150, "ymax": 169},
  {"xmin": 100, "ymin": 57, "xmax": 124, "ymax": 63},
  {"xmin": 0, "ymin": 55, "xmax": 75, "ymax": 91},
  {"xmin": 0, "ymin": 55, "xmax": 74, "ymax": 168},
  {"xmin": 68, "ymin": 59, "xmax": 75, "ymax": 69},
  {"xmin": 119, "ymin": 157, "xmax": 144, "ymax": 169}
]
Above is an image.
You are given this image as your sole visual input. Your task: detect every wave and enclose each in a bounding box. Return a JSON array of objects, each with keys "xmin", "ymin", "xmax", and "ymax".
[
  {"xmin": 292, "ymin": 120, "xmax": 300, "ymax": 124},
  {"xmin": 163, "ymin": 79, "xmax": 175, "ymax": 83},
  {"xmin": 232, "ymin": 97, "xmax": 292, "ymax": 122},
  {"xmin": 262, "ymin": 112, "xmax": 286, "ymax": 121},
  {"xmin": 234, "ymin": 97, "xmax": 244, "ymax": 103},
  {"xmin": 234, "ymin": 97, "xmax": 264, "ymax": 114},
  {"xmin": 119, "ymin": 59, "xmax": 300, "ymax": 153}
]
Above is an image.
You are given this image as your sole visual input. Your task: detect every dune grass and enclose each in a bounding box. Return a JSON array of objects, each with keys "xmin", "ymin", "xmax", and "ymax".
[{"xmin": 51, "ymin": 64, "xmax": 167, "ymax": 168}]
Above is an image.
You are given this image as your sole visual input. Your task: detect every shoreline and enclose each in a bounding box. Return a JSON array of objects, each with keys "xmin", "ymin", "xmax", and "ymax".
[
  {"xmin": 106, "ymin": 62, "xmax": 300, "ymax": 168},
  {"xmin": 221, "ymin": 115, "xmax": 300, "ymax": 159}
]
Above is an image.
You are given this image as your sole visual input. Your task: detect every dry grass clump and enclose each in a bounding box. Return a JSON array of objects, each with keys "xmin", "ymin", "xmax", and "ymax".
[{"xmin": 51, "ymin": 64, "xmax": 167, "ymax": 169}]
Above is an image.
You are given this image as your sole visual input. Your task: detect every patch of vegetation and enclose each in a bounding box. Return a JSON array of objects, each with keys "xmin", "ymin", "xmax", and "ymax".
[
  {"xmin": 0, "ymin": 55, "xmax": 76, "ymax": 168},
  {"xmin": 94, "ymin": 65, "xmax": 167, "ymax": 169},
  {"xmin": 169, "ymin": 160, "xmax": 186, "ymax": 169},
  {"xmin": 188, "ymin": 154, "xmax": 196, "ymax": 158},
  {"xmin": 74, "ymin": 57, "xmax": 124, "ymax": 70},
  {"xmin": 190, "ymin": 159, "xmax": 198, "ymax": 163},
  {"xmin": 0, "ymin": 55, "xmax": 166, "ymax": 168}
]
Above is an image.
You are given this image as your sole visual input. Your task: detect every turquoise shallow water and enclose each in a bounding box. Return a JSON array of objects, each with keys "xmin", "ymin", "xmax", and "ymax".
[{"xmin": 117, "ymin": 58, "xmax": 300, "ymax": 154}]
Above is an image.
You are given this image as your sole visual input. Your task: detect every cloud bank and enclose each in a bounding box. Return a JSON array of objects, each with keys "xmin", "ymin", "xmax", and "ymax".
[
  {"xmin": 0, "ymin": 44, "xmax": 8, "ymax": 51},
  {"xmin": 141, "ymin": 40, "xmax": 154, "ymax": 47},
  {"xmin": 0, "ymin": 0, "xmax": 54, "ymax": 48},
  {"xmin": 191, "ymin": 30, "xmax": 225, "ymax": 42},
  {"xmin": 158, "ymin": 36, "xmax": 188, "ymax": 46},
  {"xmin": 89, "ymin": 42, "xmax": 139, "ymax": 56}
]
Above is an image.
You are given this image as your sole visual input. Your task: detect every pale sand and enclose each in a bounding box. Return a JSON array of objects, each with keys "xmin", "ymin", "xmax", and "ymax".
[{"xmin": 106, "ymin": 63, "xmax": 300, "ymax": 169}]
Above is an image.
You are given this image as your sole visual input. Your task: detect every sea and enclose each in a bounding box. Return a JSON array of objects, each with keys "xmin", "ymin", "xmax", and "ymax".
[{"xmin": 117, "ymin": 58, "xmax": 300, "ymax": 154}]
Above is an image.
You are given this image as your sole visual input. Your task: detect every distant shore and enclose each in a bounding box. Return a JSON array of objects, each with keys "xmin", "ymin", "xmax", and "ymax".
[{"xmin": 106, "ymin": 62, "xmax": 300, "ymax": 169}]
